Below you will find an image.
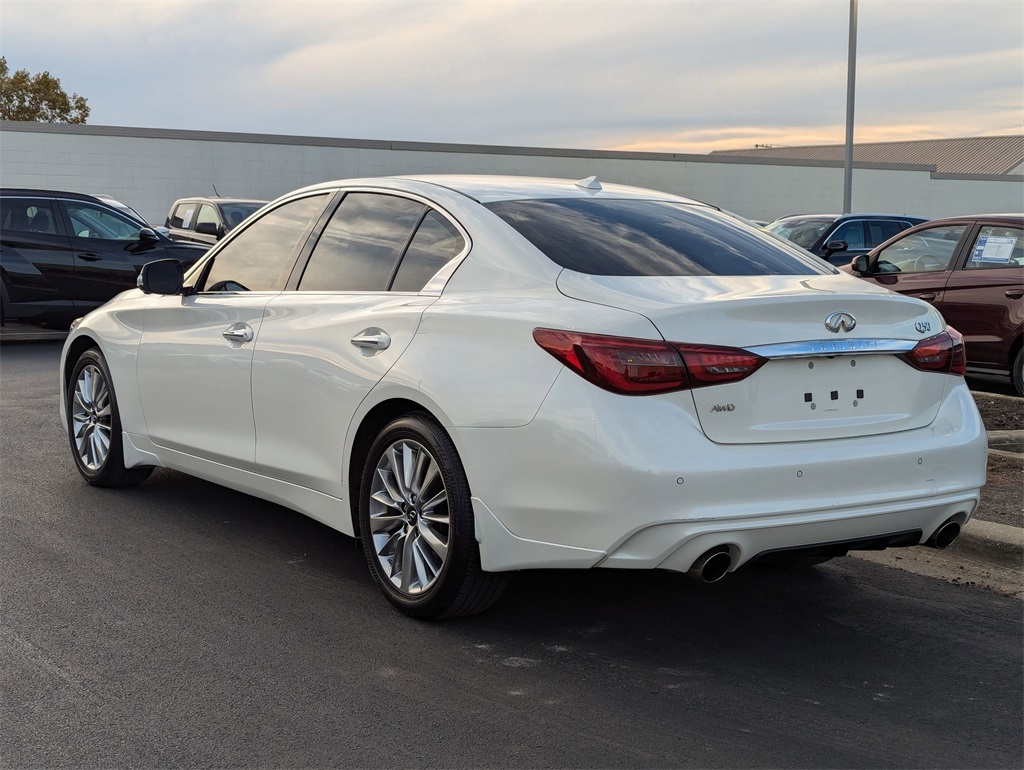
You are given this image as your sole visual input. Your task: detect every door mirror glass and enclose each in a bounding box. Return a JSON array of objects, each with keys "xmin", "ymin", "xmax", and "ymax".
[
  {"xmin": 851, "ymin": 255, "xmax": 870, "ymax": 274},
  {"xmin": 139, "ymin": 259, "xmax": 184, "ymax": 295}
]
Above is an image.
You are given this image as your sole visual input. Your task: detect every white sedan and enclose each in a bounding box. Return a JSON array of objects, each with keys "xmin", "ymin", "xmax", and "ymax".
[{"xmin": 60, "ymin": 175, "xmax": 987, "ymax": 618}]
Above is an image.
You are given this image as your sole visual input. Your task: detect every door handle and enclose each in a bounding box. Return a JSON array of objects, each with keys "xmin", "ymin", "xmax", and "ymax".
[
  {"xmin": 917, "ymin": 293, "xmax": 937, "ymax": 302},
  {"xmin": 1006, "ymin": 289, "xmax": 1024, "ymax": 299},
  {"xmin": 76, "ymin": 253, "xmax": 102, "ymax": 262},
  {"xmin": 351, "ymin": 330, "xmax": 391, "ymax": 352},
  {"xmin": 222, "ymin": 324, "xmax": 254, "ymax": 343}
]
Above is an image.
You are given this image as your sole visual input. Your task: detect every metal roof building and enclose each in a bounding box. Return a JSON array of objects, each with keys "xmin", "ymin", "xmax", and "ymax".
[{"xmin": 711, "ymin": 135, "xmax": 1024, "ymax": 176}]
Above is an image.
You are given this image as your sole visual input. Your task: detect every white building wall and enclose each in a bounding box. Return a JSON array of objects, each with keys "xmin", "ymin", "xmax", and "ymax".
[{"xmin": 1, "ymin": 122, "xmax": 1021, "ymax": 224}]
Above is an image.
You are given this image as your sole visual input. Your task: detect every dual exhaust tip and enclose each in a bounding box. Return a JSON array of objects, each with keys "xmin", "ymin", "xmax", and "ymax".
[{"xmin": 688, "ymin": 518, "xmax": 962, "ymax": 583}]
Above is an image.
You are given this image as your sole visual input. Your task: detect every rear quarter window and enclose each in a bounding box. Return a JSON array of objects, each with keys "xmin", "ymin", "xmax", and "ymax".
[{"xmin": 486, "ymin": 199, "xmax": 827, "ymax": 276}]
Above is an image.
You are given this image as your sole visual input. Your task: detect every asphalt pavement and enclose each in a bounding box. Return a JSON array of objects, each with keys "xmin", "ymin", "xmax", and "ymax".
[{"xmin": 2, "ymin": 341, "xmax": 1022, "ymax": 769}]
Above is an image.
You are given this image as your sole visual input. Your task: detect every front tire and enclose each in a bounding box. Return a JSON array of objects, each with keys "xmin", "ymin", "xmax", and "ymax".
[
  {"xmin": 67, "ymin": 348, "xmax": 152, "ymax": 487},
  {"xmin": 359, "ymin": 413, "xmax": 507, "ymax": 619}
]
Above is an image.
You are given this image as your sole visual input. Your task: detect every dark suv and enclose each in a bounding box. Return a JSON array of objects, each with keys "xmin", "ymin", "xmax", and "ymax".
[
  {"xmin": 0, "ymin": 189, "xmax": 208, "ymax": 327},
  {"xmin": 845, "ymin": 214, "xmax": 1024, "ymax": 395},
  {"xmin": 165, "ymin": 197, "xmax": 266, "ymax": 246},
  {"xmin": 765, "ymin": 213, "xmax": 927, "ymax": 265}
]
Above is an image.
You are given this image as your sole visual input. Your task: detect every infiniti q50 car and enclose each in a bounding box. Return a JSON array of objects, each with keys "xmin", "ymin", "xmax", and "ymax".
[{"xmin": 59, "ymin": 175, "xmax": 987, "ymax": 619}]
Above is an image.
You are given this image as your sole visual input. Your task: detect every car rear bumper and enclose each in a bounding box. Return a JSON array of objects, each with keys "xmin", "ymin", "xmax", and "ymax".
[{"xmin": 454, "ymin": 374, "xmax": 987, "ymax": 573}]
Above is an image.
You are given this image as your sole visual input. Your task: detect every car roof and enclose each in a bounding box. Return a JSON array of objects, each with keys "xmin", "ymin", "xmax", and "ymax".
[
  {"xmin": 286, "ymin": 175, "xmax": 709, "ymax": 206},
  {"xmin": 0, "ymin": 188, "xmax": 105, "ymax": 204},
  {"xmin": 914, "ymin": 213, "xmax": 1023, "ymax": 222},
  {"xmin": 171, "ymin": 197, "xmax": 266, "ymax": 205},
  {"xmin": 772, "ymin": 213, "xmax": 925, "ymax": 222}
]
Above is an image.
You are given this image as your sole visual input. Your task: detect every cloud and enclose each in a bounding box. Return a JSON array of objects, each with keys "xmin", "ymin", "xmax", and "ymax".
[{"xmin": 1, "ymin": 0, "xmax": 1020, "ymax": 152}]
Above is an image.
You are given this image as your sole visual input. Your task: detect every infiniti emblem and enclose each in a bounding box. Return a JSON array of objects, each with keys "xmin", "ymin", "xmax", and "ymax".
[{"xmin": 824, "ymin": 311, "xmax": 857, "ymax": 334}]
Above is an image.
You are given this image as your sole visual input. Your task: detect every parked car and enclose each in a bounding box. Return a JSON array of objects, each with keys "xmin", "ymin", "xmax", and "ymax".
[
  {"xmin": 60, "ymin": 175, "xmax": 985, "ymax": 619},
  {"xmin": 844, "ymin": 214, "xmax": 1024, "ymax": 395},
  {"xmin": 765, "ymin": 213, "xmax": 927, "ymax": 265},
  {"xmin": 0, "ymin": 189, "xmax": 209, "ymax": 327},
  {"xmin": 165, "ymin": 196, "xmax": 266, "ymax": 246}
]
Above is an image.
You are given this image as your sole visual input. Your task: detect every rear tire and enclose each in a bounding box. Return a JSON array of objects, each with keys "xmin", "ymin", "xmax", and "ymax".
[
  {"xmin": 66, "ymin": 348, "xmax": 152, "ymax": 487},
  {"xmin": 359, "ymin": 412, "xmax": 507, "ymax": 619}
]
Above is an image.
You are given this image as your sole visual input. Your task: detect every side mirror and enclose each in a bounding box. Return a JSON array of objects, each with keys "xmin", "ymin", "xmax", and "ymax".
[
  {"xmin": 138, "ymin": 259, "xmax": 184, "ymax": 295},
  {"xmin": 195, "ymin": 221, "xmax": 220, "ymax": 236},
  {"xmin": 823, "ymin": 239, "xmax": 848, "ymax": 257},
  {"xmin": 851, "ymin": 255, "xmax": 871, "ymax": 274},
  {"xmin": 139, "ymin": 227, "xmax": 159, "ymax": 244}
]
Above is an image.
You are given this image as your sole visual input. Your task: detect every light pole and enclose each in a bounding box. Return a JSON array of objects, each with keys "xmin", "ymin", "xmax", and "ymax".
[{"xmin": 843, "ymin": 0, "xmax": 858, "ymax": 214}]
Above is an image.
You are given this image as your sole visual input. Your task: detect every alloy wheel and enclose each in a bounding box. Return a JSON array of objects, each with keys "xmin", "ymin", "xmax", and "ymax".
[
  {"xmin": 71, "ymin": 364, "xmax": 112, "ymax": 471},
  {"xmin": 368, "ymin": 439, "xmax": 451, "ymax": 595}
]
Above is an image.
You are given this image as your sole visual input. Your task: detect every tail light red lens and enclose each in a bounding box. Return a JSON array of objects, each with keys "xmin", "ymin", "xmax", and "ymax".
[
  {"xmin": 901, "ymin": 327, "xmax": 966, "ymax": 376},
  {"xmin": 533, "ymin": 328, "xmax": 767, "ymax": 395}
]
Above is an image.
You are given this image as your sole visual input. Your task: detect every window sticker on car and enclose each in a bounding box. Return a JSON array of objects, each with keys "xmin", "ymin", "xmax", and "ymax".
[
  {"xmin": 971, "ymin": 236, "xmax": 1017, "ymax": 263},
  {"xmin": 181, "ymin": 207, "xmax": 195, "ymax": 229}
]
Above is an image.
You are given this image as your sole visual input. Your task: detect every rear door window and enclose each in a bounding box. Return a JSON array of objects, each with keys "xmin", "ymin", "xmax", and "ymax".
[
  {"xmin": 965, "ymin": 226, "xmax": 1023, "ymax": 270},
  {"xmin": 0, "ymin": 198, "xmax": 62, "ymax": 236},
  {"xmin": 867, "ymin": 220, "xmax": 904, "ymax": 247},
  {"xmin": 298, "ymin": 193, "xmax": 425, "ymax": 291},
  {"xmin": 486, "ymin": 199, "xmax": 824, "ymax": 276}
]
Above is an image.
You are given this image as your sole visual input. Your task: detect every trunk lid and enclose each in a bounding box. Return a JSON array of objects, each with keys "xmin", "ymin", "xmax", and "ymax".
[{"xmin": 556, "ymin": 272, "xmax": 950, "ymax": 444}]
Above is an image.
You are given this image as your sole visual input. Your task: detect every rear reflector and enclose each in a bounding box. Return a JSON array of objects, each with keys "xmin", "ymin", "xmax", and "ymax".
[
  {"xmin": 900, "ymin": 327, "xmax": 966, "ymax": 376},
  {"xmin": 533, "ymin": 328, "xmax": 767, "ymax": 395}
]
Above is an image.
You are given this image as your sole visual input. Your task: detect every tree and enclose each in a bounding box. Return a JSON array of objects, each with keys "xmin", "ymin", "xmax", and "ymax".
[{"xmin": 0, "ymin": 57, "xmax": 90, "ymax": 124}]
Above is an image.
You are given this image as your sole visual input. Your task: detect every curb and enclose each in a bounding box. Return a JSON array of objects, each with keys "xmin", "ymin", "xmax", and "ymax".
[
  {"xmin": 955, "ymin": 518, "xmax": 1023, "ymax": 569},
  {"xmin": 988, "ymin": 430, "xmax": 1024, "ymax": 455}
]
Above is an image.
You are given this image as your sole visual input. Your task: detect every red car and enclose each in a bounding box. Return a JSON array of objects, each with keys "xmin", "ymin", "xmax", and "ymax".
[{"xmin": 846, "ymin": 214, "xmax": 1024, "ymax": 395}]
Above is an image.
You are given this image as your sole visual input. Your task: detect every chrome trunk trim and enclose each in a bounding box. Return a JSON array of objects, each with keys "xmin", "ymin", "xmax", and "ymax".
[{"xmin": 747, "ymin": 338, "xmax": 916, "ymax": 359}]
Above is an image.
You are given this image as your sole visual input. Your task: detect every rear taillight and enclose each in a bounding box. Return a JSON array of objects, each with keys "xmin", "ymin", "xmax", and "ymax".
[
  {"xmin": 901, "ymin": 327, "xmax": 966, "ymax": 376},
  {"xmin": 533, "ymin": 328, "xmax": 766, "ymax": 395}
]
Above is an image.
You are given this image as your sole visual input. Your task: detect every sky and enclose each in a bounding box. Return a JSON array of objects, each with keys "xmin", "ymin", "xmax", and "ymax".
[{"xmin": 2, "ymin": 0, "xmax": 1022, "ymax": 154}]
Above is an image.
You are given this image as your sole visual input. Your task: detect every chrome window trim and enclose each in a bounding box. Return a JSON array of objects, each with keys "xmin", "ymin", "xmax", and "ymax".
[{"xmin": 747, "ymin": 339, "xmax": 916, "ymax": 359}]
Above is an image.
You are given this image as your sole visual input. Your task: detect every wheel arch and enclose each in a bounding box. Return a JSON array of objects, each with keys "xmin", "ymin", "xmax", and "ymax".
[
  {"xmin": 347, "ymin": 397, "xmax": 447, "ymax": 537},
  {"xmin": 1009, "ymin": 331, "xmax": 1023, "ymax": 395},
  {"xmin": 62, "ymin": 334, "xmax": 103, "ymax": 394}
]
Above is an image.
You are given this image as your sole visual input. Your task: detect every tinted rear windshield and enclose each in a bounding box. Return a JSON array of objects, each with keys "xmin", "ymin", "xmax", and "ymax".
[{"xmin": 486, "ymin": 199, "xmax": 826, "ymax": 276}]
